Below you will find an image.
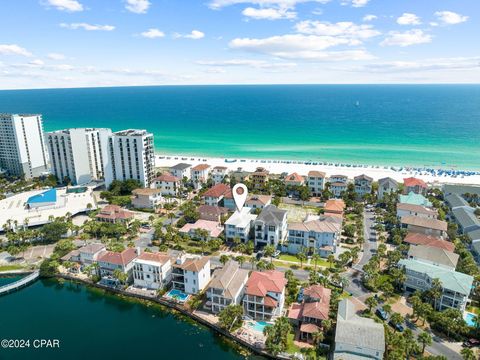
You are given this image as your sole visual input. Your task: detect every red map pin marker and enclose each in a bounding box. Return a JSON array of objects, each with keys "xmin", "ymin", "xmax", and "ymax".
[{"xmin": 232, "ymin": 183, "xmax": 248, "ymax": 213}]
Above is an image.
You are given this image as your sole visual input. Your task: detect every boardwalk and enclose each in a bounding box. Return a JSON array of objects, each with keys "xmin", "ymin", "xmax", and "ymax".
[{"xmin": 0, "ymin": 270, "xmax": 40, "ymax": 295}]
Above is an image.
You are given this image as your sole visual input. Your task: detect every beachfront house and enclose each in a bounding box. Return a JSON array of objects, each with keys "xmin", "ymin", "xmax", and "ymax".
[
  {"xmin": 211, "ymin": 166, "xmax": 228, "ymax": 184},
  {"xmin": 284, "ymin": 172, "xmax": 305, "ymax": 187},
  {"xmin": 398, "ymin": 258, "xmax": 473, "ymax": 312},
  {"xmin": 198, "ymin": 205, "xmax": 229, "ymax": 222},
  {"xmin": 97, "ymin": 248, "xmax": 138, "ymax": 280},
  {"xmin": 222, "ymin": 189, "xmax": 236, "ymax": 211},
  {"xmin": 78, "ymin": 243, "xmax": 106, "ymax": 265},
  {"xmin": 445, "ymin": 193, "xmax": 470, "ymax": 210},
  {"xmin": 151, "ymin": 173, "xmax": 181, "ymax": 196},
  {"xmin": 377, "ymin": 177, "xmax": 399, "ymax": 200},
  {"xmin": 286, "ymin": 216, "xmax": 341, "ymax": 257},
  {"xmin": 399, "ymin": 192, "xmax": 432, "ymax": 207},
  {"xmin": 254, "ymin": 205, "xmax": 288, "ymax": 248},
  {"xmin": 132, "ymin": 252, "xmax": 172, "ymax": 290},
  {"xmin": 202, "ymin": 183, "xmax": 231, "ymax": 207},
  {"xmin": 229, "ymin": 167, "xmax": 251, "ymax": 184},
  {"xmin": 243, "ymin": 270, "xmax": 287, "ymax": 320},
  {"xmin": 307, "ymin": 171, "xmax": 326, "ymax": 197},
  {"xmin": 403, "ymin": 232, "xmax": 455, "ymax": 252},
  {"xmin": 170, "ymin": 163, "xmax": 192, "ymax": 180},
  {"xmin": 171, "ymin": 254, "xmax": 211, "ymax": 295},
  {"xmin": 403, "ymin": 177, "xmax": 428, "ymax": 195},
  {"xmin": 250, "ymin": 167, "xmax": 269, "ymax": 189},
  {"xmin": 95, "ymin": 205, "xmax": 134, "ymax": 225},
  {"xmin": 131, "ymin": 188, "xmax": 163, "ymax": 210},
  {"xmin": 396, "ymin": 203, "xmax": 438, "ymax": 220},
  {"xmin": 354, "ymin": 174, "xmax": 373, "ymax": 197},
  {"xmin": 288, "ymin": 285, "xmax": 331, "ymax": 342},
  {"xmin": 401, "ymin": 215, "xmax": 448, "ymax": 239},
  {"xmin": 224, "ymin": 207, "xmax": 257, "ymax": 242},
  {"xmin": 329, "ymin": 175, "xmax": 348, "ymax": 198},
  {"xmin": 207, "ymin": 260, "xmax": 249, "ymax": 314},
  {"xmin": 179, "ymin": 219, "xmax": 223, "ymax": 240},
  {"xmin": 333, "ymin": 299, "xmax": 385, "ymax": 360},
  {"xmin": 191, "ymin": 164, "xmax": 210, "ymax": 188},
  {"xmin": 245, "ymin": 194, "xmax": 272, "ymax": 212}
]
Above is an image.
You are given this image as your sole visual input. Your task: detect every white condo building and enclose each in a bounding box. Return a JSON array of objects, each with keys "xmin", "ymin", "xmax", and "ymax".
[
  {"xmin": 0, "ymin": 114, "xmax": 48, "ymax": 179},
  {"xmin": 105, "ymin": 129, "xmax": 155, "ymax": 188},
  {"xmin": 132, "ymin": 252, "xmax": 172, "ymax": 290},
  {"xmin": 46, "ymin": 128, "xmax": 112, "ymax": 185}
]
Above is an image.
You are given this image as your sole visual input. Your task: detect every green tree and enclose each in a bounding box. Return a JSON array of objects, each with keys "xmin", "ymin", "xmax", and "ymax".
[
  {"xmin": 264, "ymin": 317, "xmax": 292, "ymax": 356},
  {"xmin": 264, "ymin": 244, "xmax": 276, "ymax": 263},
  {"xmin": 219, "ymin": 254, "xmax": 230, "ymax": 266},
  {"xmin": 296, "ymin": 250, "xmax": 307, "ymax": 268},
  {"xmin": 218, "ymin": 305, "xmax": 244, "ymax": 332},
  {"xmin": 365, "ymin": 295, "xmax": 378, "ymax": 313},
  {"xmin": 461, "ymin": 348, "xmax": 476, "ymax": 360},
  {"xmin": 389, "ymin": 312, "xmax": 403, "ymax": 332},
  {"xmin": 418, "ymin": 331, "xmax": 432, "ymax": 354}
]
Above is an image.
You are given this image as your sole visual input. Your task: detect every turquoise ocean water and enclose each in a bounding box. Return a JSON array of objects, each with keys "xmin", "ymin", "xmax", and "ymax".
[{"xmin": 0, "ymin": 84, "xmax": 479, "ymax": 169}]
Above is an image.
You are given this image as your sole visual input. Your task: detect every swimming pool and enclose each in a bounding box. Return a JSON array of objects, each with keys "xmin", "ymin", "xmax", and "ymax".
[
  {"xmin": 464, "ymin": 312, "xmax": 477, "ymax": 327},
  {"xmin": 165, "ymin": 289, "xmax": 189, "ymax": 302},
  {"xmin": 248, "ymin": 321, "xmax": 272, "ymax": 333}
]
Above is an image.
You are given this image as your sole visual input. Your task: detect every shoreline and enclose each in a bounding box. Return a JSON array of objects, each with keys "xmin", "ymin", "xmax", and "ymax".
[{"xmin": 155, "ymin": 153, "xmax": 480, "ymax": 186}]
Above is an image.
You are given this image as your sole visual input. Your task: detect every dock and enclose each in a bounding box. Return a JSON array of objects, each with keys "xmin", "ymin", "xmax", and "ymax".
[{"xmin": 0, "ymin": 270, "xmax": 40, "ymax": 296}]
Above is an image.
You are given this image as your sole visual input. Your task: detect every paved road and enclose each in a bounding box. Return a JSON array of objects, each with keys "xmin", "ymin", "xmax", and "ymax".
[{"xmin": 353, "ymin": 208, "xmax": 377, "ymax": 270}]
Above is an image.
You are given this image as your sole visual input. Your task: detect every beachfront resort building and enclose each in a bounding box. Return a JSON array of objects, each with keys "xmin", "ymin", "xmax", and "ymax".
[
  {"xmin": 0, "ymin": 114, "xmax": 48, "ymax": 179},
  {"xmin": 403, "ymin": 177, "xmax": 428, "ymax": 195},
  {"xmin": 377, "ymin": 177, "xmax": 399, "ymax": 200},
  {"xmin": 354, "ymin": 174, "xmax": 373, "ymax": 197},
  {"xmin": 286, "ymin": 216, "xmax": 342, "ymax": 257},
  {"xmin": 329, "ymin": 175, "xmax": 348, "ymax": 198},
  {"xmin": 46, "ymin": 128, "xmax": 112, "ymax": 185},
  {"xmin": 202, "ymin": 183, "xmax": 231, "ymax": 207},
  {"xmin": 401, "ymin": 216, "xmax": 448, "ymax": 239},
  {"xmin": 171, "ymin": 254, "xmax": 211, "ymax": 295},
  {"xmin": 132, "ymin": 252, "xmax": 172, "ymax": 290},
  {"xmin": 333, "ymin": 299, "xmax": 385, "ymax": 360},
  {"xmin": 95, "ymin": 205, "xmax": 134, "ymax": 225},
  {"xmin": 169, "ymin": 163, "xmax": 191, "ymax": 180},
  {"xmin": 398, "ymin": 258, "xmax": 473, "ymax": 312},
  {"xmin": 191, "ymin": 164, "xmax": 211, "ymax": 188},
  {"xmin": 307, "ymin": 171, "xmax": 326, "ymax": 197},
  {"xmin": 396, "ymin": 203, "xmax": 438, "ymax": 220},
  {"xmin": 151, "ymin": 173, "xmax": 181, "ymax": 196},
  {"xmin": 104, "ymin": 129, "xmax": 155, "ymax": 188},
  {"xmin": 97, "ymin": 248, "xmax": 138, "ymax": 279},
  {"xmin": 254, "ymin": 205, "xmax": 288, "ymax": 248},
  {"xmin": 250, "ymin": 167, "xmax": 269, "ymax": 189},
  {"xmin": 198, "ymin": 205, "xmax": 229, "ymax": 222},
  {"xmin": 131, "ymin": 188, "xmax": 163, "ymax": 209},
  {"xmin": 284, "ymin": 172, "xmax": 305, "ymax": 186},
  {"xmin": 243, "ymin": 270, "xmax": 287, "ymax": 320},
  {"xmin": 245, "ymin": 194, "xmax": 272, "ymax": 212},
  {"xmin": 224, "ymin": 207, "xmax": 257, "ymax": 242},
  {"xmin": 211, "ymin": 166, "xmax": 228, "ymax": 184},
  {"xmin": 207, "ymin": 260, "xmax": 249, "ymax": 314},
  {"xmin": 179, "ymin": 219, "xmax": 223, "ymax": 240}
]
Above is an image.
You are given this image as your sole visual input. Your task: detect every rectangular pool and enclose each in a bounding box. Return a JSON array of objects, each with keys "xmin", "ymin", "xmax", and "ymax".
[
  {"xmin": 165, "ymin": 289, "xmax": 190, "ymax": 302},
  {"xmin": 464, "ymin": 312, "xmax": 477, "ymax": 327}
]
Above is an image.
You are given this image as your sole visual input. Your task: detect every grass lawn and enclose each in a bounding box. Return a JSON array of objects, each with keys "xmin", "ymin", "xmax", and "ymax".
[
  {"xmin": 279, "ymin": 254, "xmax": 301, "ymax": 263},
  {"xmin": 467, "ymin": 305, "xmax": 480, "ymax": 315},
  {"xmin": 376, "ymin": 274, "xmax": 393, "ymax": 287},
  {"xmin": 0, "ymin": 264, "xmax": 24, "ymax": 272},
  {"xmin": 286, "ymin": 333, "xmax": 301, "ymax": 354}
]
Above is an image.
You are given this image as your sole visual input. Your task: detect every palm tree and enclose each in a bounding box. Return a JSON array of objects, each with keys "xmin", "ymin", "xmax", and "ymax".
[
  {"xmin": 219, "ymin": 254, "xmax": 230, "ymax": 265},
  {"xmin": 264, "ymin": 244, "xmax": 276, "ymax": 263},
  {"xmin": 256, "ymin": 260, "xmax": 267, "ymax": 271},
  {"xmin": 235, "ymin": 255, "xmax": 246, "ymax": 267},
  {"xmin": 461, "ymin": 348, "xmax": 476, "ymax": 360},
  {"xmin": 365, "ymin": 295, "xmax": 378, "ymax": 313},
  {"xmin": 311, "ymin": 331, "xmax": 324, "ymax": 347},
  {"xmin": 418, "ymin": 331, "xmax": 432, "ymax": 355},
  {"xmin": 249, "ymin": 256, "xmax": 256, "ymax": 270},
  {"xmin": 312, "ymin": 253, "xmax": 321, "ymax": 271},
  {"xmin": 389, "ymin": 312, "xmax": 403, "ymax": 332},
  {"xmin": 296, "ymin": 251, "xmax": 307, "ymax": 269},
  {"xmin": 327, "ymin": 254, "xmax": 335, "ymax": 269}
]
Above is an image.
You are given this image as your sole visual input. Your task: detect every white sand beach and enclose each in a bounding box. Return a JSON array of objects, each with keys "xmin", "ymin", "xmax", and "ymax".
[{"xmin": 155, "ymin": 154, "xmax": 480, "ymax": 186}]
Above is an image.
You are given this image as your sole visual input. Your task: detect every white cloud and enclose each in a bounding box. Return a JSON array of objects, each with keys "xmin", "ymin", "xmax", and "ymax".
[
  {"xmin": 48, "ymin": 53, "xmax": 66, "ymax": 60},
  {"xmin": 140, "ymin": 28, "xmax": 165, "ymax": 39},
  {"xmin": 125, "ymin": 0, "xmax": 151, "ymax": 14},
  {"xmin": 396, "ymin": 13, "xmax": 421, "ymax": 25},
  {"xmin": 352, "ymin": 57, "xmax": 480, "ymax": 73},
  {"xmin": 341, "ymin": 0, "xmax": 370, "ymax": 8},
  {"xmin": 362, "ymin": 14, "xmax": 377, "ymax": 22},
  {"xmin": 380, "ymin": 29, "xmax": 432, "ymax": 47},
  {"xmin": 242, "ymin": 7, "xmax": 296, "ymax": 20},
  {"xmin": 209, "ymin": 0, "xmax": 330, "ymax": 9},
  {"xmin": 197, "ymin": 59, "xmax": 297, "ymax": 68},
  {"xmin": 29, "ymin": 59, "xmax": 45, "ymax": 66},
  {"xmin": 434, "ymin": 11, "xmax": 468, "ymax": 25},
  {"xmin": 175, "ymin": 30, "xmax": 205, "ymax": 40},
  {"xmin": 0, "ymin": 44, "xmax": 32, "ymax": 57},
  {"xmin": 60, "ymin": 23, "xmax": 115, "ymax": 31},
  {"xmin": 295, "ymin": 20, "xmax": 380, "ymax": 40},
  {"xmin": 44, "ymin": 0, "xmax": 83, "ymax": 12}
]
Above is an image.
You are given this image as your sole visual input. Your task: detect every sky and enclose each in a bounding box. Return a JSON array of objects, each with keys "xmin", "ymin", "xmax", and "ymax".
[{"xmin": 0, "ymin": 0, "xmax": 479, "ymax": 89}]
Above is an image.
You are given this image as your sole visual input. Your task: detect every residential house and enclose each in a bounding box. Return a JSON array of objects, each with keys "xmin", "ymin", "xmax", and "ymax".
[
  {"xmin": 224, "ymin": 207, "xmax": 257, "ymax": 242},
  {"xmin": 250, "ymin": 167, "xmax": 269, "ymax": 189},
  {"xmin": 198, "ymin": 205, "xmax": 229, "ymax": 222},
  {"xmin": 202, "ymin": 183, "xmax": 231, "ymax": 207},
  {"xmin": 452, "ymin": 207, "xmax": 480, "ymax": 234},
  {"xmin": 284, "ymin": 172, "xmax": 305, "ymax": 187},
  {"xmin": 78, "ymin": 243, "xmax": 106, "ymax": 265},
  {"xmin": 132, "ymin": 252, "xmax": 172, "ymax": 290},
  {"xmin": 407, "ymin": 245, "xmax": 459, "ymax": 270},
  {"xmin": 223, "ymin": 189, "xmax": 236, "ymax": 211},
  {"xmin": 324, "ymin": 199, "xmax": 345, "ymax": 217},
  {"xmin": 333, "ymin": 299, "xmax": 385, "ymax": 360},
  {"xmin": 288, "ymin": 285, "xmax": 331, "ymax": 342},
  {"xmin": 443, "ymin": 184, "xmax": 480, "ymax": 198},
  {"xmin": 95, "ymin": 205, "xmax": 134, "ymax": 225},
  {"xmin": 400, "ymin": 215, "xmax": 448, "ymax": 239},
  {"xmin": 207, "ymin": 260, "xmax": 249, "ymax": 314},
  {"xmin": 307, "ymin": 171, "xmax": 326, "ymax": 197},
  {"xmin": 377, "ymin": 177, "xmax": 399, "ymax": 200},
  {"xmin": 245, "ymin": 194, "xmax": 272, "ymax": 212},
  {"xmin": 398, "ymin": 258, "xmax": 473, "ymax": 312},
  {"xmin": 97, "ymin": 248, "xmax": 137, "ymax": 280},
  {"xmin": 229, "ymin": 167, "xmax": 251, "ymax": 184},
  {"xmin": 254, "ymin": 205, "xmax": 288, "ymax": 248},
  {"xmin": 211, "ymin": 166, "xmax": 228, "ymax": 184},
  {"xmin": 403, "ymin": 232, "xmax": 455, "ymax": 252},
  {"xmin": 151, "ymin": 173, "xmax": 180, "ymax": 196},
  {"xmin": 445, "ymin": 193, "xmax": 470, "ymax": 210},
  {"xmin": 243, "ymin": 270, "xmax": 287, "ymax": 320},
  {"xmin": 179, "ymin": 219, "xmax": 223, "ymax": 240},
  {"xmin": 396, "ymin": 203, "xmax": 438, "ymax": 220},
  {"xmin": 354, "ymin": 174, "xmax": 373, "ymax": 197},
  {"xmin": 286, "ymin": 216, "xmax": 341, "ymax": 257},
  {"xmin": 403, "ymin": 177, "xmax": 428, "ymax": 195},
  {"xmin": 329, "ymin": 175, "xmax": 348, "ymax": 198},
  {"xmin": 399, "ymin": 192, "xmax": 432, "ymax": 207},
  {"xmin": 170, "ymin": 163, "xmax": 191, "ymax": 180},
  {"xmin": 191, "ymin": 164, "xmax": 210, "ymax": 188},
  {"xmin": 131, "ymin": 188, "xmax": 163, "ymax": 209},
  {"xmin": 171, "ymin": 254, "xmax": 211, "ymax": 294}
]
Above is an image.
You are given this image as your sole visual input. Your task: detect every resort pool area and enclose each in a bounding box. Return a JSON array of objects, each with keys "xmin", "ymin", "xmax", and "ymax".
[
  {"xmin": 464, "ymin": 312, "xmax": 477, "ymax": 327},
  {"xmin": 165, "ymin": 289, "xmax": 189, "ymax": 302},
  {"xmin": 247, "ymin": 321, "xmax": 272, "ymax": 333}
]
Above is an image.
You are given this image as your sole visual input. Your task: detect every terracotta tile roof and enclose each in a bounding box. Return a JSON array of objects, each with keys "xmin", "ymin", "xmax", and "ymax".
[
  {"xmin": 154, "ymin": 173, "xmax": 180, "ymax": 182},
  {"xmin": 401, "ymin": 215, "xmax": 447, "ymax": 232},
  {"xmin": 300, "ymin": 323, "xmax": 320, "ymax": 334},
  {"xmin": 264, "ymin": 296, "xmax": 278, "ymax": 308},
  {"xmin": 285, "ymin": 172, "xmax": 304, "ymax": 183},
  {"xmin": 303, "ymin": 284, "xmax": 331, "ymax": 301},
  {"xmin": 324, "ymin": 199, "xmax": 345, "ymax": 213},
  {"xmin": 175, "ymin": 256, "xmax": 210, "ymax": 272},
  {"xmin": 132, "ymin": 188, "xmax": 162, "ymax": 196},
  {"xmin": 308, "ymin": 170, "xmax": 326, "ymax": 177},
  {"xmin": 244, "ymin": 270, "xmax": 287, "ymax": 297},
  {"xmin": 203, "ymin": 183, "xmax": 231, "ymax": 198},
  {"xmin": 404, "ymin": 177, "xmax": 427, "ymax": 188},
  {"xmin": 136, "ymin": 252, "xmax": 170, "ymax": 265},
  {"xmin": 213, "ymin": 166, "xmax": 228, "ymax": 170},
  {"xmin": 179, "ymin": 219, "xmax": 223, "ymax": 238},
  {"xmin": 98, "ymin": 248, "xmax": 137, "ymax": 266},
  {"xmin": 288, "ymin": 303, "xmax": 303, "ymax": 320},
  {"xmin": 96, "ymin": 205, "xmax": 134, "ymax": 221},
  {"xmin": 403, "ymin": 232, "xmax": 455, "ymax": 252},
  {"xmin": 246, "ymin": 194, "xmax": 272, "ymax": 206},
  {"xmin": 192, "ymin": 164, "xmax": 210, "ymax": 171}
]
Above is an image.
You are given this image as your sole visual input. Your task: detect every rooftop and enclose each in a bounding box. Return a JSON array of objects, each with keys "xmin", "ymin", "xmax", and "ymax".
[
  {"xmin": 445, "ymin": 193, "xmax": 470, "ymax": 209},
  {"xmin": 208, "ymin": 260, "xmax": 249, "ymax": 299},
  {"xmin": 135, "ymin": 251, "xmax": 171, "ymax": 266},
  {"xmin": 154, "ymin": 173, "xmax": 180, "ymax": 182},
  {"xmin": 452, "ymin": 207, "xmax": 480, "ymax": 230},
  {"xmin": 443, "ymin": 184, "xmax": 480, "ymax": 197},
  {"xmin": 96, "ymin": 205, "xmax": 134, "ymax": 221},
  {"xmin": 397, "ymin": 203, "xmax": 438, "ymax": 216},
  {"xmin": 378, "ymin": 177, "xmax": 399, "ymax": 186},
  {"xmin": 401, "ymin": 215, "xmax": 447, "ymax": 232},
  {"xmin": 78, "ymin": 243, "xmax": 105, "ymax": 255},
  {"xmin": 170, "ymin": 163, "xmax": 192, "ymax": 171},
  {"xmin": 192, "ymin": 164, "xmax": 210, "ymax": 171},
  {"xmin": 404, "ymin": 177, "xmax": 428, "ymax": 188},
  {"xmin": 308, "ymin": 170, "xmax": 326, "ymax": 178},
  {"xmin": 198, "ymin": 205, "xmax": 229, "ymax": 216},
  {"xmin": 114, "ymin": 129, "xmax": 151, "ymax": 137},
  {"xmin": 408, "ymin": 245, "xmax": 459, "ymax": 269},
  {"xmin": 225, "ymin": 207, "xmax": 257, "ymax": 227},
  {"xmin": 354, "ymin": 174, "xmax": 373, "ymax": 182},
  {"xmin": 98, "ymin": 248, "xmax": 137, "ymax": 266},
  {"xmin": 179, "ymin": 219, "xmax": 223, "ymax": 238},
  {"xmin": 132, "ymin": 188, "xmax": 162, "ymax": 196},
  {"xmin": 284, "ymin": 172, "xmax": 304, "ymax": 183},
  {"xmin": 324, "ymin": 199, "xmax": 345, "ymax": 213},
  {"xmin": 289, "ymin": 218, "xmax": 341, "ymax": 233},
  {"xmin": 256, "ymin": 205, "xmax": 287, "ymax": 225},
  {"xmin": 246, "ymin": 194, "xmax": 272, "ymax": 206},
  {"xmin": 202, "ymin": 183, "xmax": 231, "ymax": 198},
  {"xmin": 244, "ymin": 270, "xmax": 287, "ymax": 297},
  {"xmin": 403, "ymin": 232, "xmax": 455, "ymax": 252},
  {"xmin": 174, "ymin": 256, "xmax": 210, "ymax": 272}
]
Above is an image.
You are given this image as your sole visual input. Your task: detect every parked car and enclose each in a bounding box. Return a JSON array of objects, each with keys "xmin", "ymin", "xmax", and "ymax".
[
  {"xmin": 272, "ymin": 250, "xmax": 281, "ymax": 258},
  {"xmin": 256, "ymin": 251, "xmax": 264, "ymax": 260},
  {"xmin": 463, "ymin": 338, "xmax": 480, "ymax": 348},
  {"xmin": 376, "ymin": 308, "xmax": 388, "ymax": 321},
  {"xmin": 297, "ymin": 288, "xmax": 304, "ymax": 303},
  {"xmin": 388, "ymin": 320, "xmax": 404, "ymax": 332}
]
